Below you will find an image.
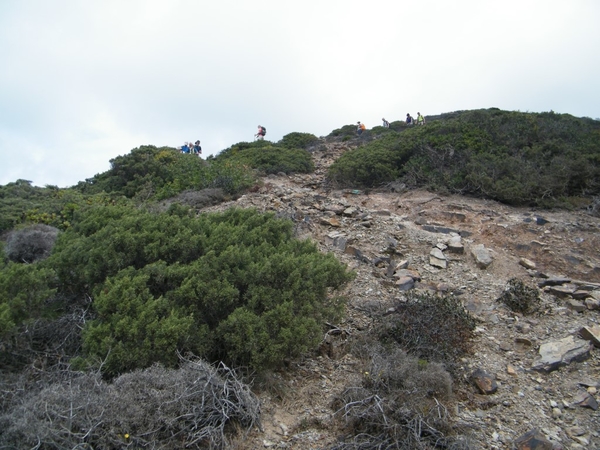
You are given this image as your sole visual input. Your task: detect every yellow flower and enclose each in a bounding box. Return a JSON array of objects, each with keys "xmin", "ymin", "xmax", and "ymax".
[{"xmin": 124, "ymin": 434, "xmax": 130, "ymax": 439}]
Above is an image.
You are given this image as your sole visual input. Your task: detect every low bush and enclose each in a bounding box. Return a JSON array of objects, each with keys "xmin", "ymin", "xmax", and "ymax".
[
  {"xmin": 0, "ymin": 358, "xmax": 260, "ymax": 449},
  {"xmin": 5, "ymin": 224, "xmax": 60, "ymax": 263},
  {"xmin": 332, "ymin": 342, "xmax": 473, "ymax": 449},
  {"xmin": 379, "ymin": 292, "xmax": 477, "ymax": 373},
  {"xmin": 496, "ymin": 278, "xmax": 541, "ymax": 315},
  {"xmin": 278, "ymin": 132, "xmax": 320, "ymax": 149}
]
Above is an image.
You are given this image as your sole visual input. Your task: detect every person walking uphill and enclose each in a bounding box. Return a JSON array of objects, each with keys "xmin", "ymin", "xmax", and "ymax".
[
  {"xmin": 406, "ymin": 113, "xmax": 413, "ymax": 125},
  {"xmin": 255, "ymin": 125, "xmax": 266, "ymax": 140},
  {"xmin": 417, "ymin": 112, "xmax": 426, "ymax": 126},
  {"xmin": 382, "ymin": 118, "xmax": 390, "ymax": 128}
]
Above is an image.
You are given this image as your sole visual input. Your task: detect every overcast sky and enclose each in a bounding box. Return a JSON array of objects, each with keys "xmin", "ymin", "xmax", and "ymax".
[{"xmin": 1, "ymin": 0, "xmax": 599, "ymax": 188}]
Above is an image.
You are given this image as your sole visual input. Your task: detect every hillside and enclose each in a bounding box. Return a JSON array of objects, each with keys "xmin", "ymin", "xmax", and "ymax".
[
  {"xmin": 198, "ymin": 138, "xmax": 600, "ymax": 449},
  {"xmin": 1, "ymin": 109, "xmax": 599, "ymax": 449}
]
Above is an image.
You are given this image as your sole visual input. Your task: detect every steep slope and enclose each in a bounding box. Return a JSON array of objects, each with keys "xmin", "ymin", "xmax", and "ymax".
[{"xmin": 201, "ymin": 138, "xmax": 600, "ymax": 449}]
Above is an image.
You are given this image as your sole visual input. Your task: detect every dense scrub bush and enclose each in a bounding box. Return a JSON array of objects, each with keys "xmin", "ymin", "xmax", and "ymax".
[
  {"xmin": 496, "ymin": 278, "xmax": 541, "ymax": 315},
  {"xmin": 332, "ymin": 342, "xmax": 473, "ymax": 449},
  {"xmin": 0, "ymin": 263, "xmax": 57, "ymax": 336},
  {"xmin": 278, "ymin": 131, "xmax": 320, "ymax": 149},
  {"xmin": 212, "ymin": 142, "xmax": 314, "ymax": 175},
  {"xmin": 379, "ymin": 292, "xmax": 477, "ymax": 373},
  {"xmin": 328, "ymin": 109, "xmax": 600, "ymax": 207},
  {"xmin": 46, "ymin": 206, "xmax": 353, "ymax": 375},
  {"xmin": 5, "ymin": 224, "xmax": 60, "ymax": 263},
  {"xmin": 0, "ymin": 359, "xmax": 260, "ymax": 449},
  {"xmin": 77, "ymin": 145, "xmax": 255, "ymax": 200},
  {"xmin": 328, "ymin": 133, "xmax": 414, "ymax": 187},
  {"xmin": 328, "ymin": 124, "xmax": 359, "ymax": 139}
]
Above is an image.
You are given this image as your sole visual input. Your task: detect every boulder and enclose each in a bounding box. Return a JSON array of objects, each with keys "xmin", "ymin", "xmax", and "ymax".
[
  {"xmin": 532, "ymin": 336, "xmax": 593, "ymax": 372},
  {"xmin": 470, "ymin": 244, "xmax": 493, "ymax": 269}
]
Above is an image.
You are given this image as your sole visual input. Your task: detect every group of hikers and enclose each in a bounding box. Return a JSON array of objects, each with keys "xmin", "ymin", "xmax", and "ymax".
[
  {"xmin": 180, "ymin": 140, "xmax": 202, "ymax": 155},
  {"xmin": 358, "ymin": 112, "xmax": 426, "ymax": 135},
  {"xmin": 179, "ymin": 115, "xmax": 424, "ymax": 151}
]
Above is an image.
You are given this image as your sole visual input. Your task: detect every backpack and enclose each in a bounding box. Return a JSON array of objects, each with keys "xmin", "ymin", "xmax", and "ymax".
[
  {"xmin": 261, "ymin": 126, "xmax": 266, "ymax": 135},
  {"xmin": 360, "ymin": 123, "xmax": 366, "ymax": 130}
]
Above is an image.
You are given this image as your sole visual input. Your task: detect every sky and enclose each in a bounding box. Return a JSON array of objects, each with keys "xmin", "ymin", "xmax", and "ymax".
[{"xmin": 1, "ymin": 1, "xmax": 599, "ymax": 188}]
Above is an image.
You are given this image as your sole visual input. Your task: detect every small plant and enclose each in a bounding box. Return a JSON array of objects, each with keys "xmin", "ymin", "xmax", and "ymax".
[
  {"xmin": 379, "ymin": 291, "xmax": 477, "ymax": 372},
  {"xmin": 497, "ymin": 278, "xmax": 541, "ymax": 315}
]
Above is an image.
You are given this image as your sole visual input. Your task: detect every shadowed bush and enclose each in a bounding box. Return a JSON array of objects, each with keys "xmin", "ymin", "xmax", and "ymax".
[
  {"xmin": 496, "ymin": 278, "xmax": 542, "ymax": 315},
  {"xmin": 5, "ymin": 224, "xmax": 60, "ymax": 263}
]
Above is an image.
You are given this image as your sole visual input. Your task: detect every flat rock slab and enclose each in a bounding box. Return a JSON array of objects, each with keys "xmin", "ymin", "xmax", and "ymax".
[
  {"xmin": 579, "ymin": 325, "xmax": 600, "ymax": 347},
  {"xmin": 513, "ymin": 428, "xmax": 555, "ymax": 450},
  {"xmin": 532, "ymin": 335, "xmax": 593, "ymax": 372}
]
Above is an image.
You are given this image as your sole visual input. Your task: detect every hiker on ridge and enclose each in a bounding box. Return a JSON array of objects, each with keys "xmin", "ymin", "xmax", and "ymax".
[
  {"xmin": 406, "ymin": 113, "xmax": 413, "ymax": 125},
  {"xmin": 193, "ymin": 140, "xmax": 202, "ymax": 155},
  {"xmin": 382, "ymin": 118, "xmax": 390, "ymax": 128},
  {"xmin": 417, "ymin": 112, "xmax": 426, "ymax": 125},
  {"xmin": 357, "ymin": 121, "xmax": 366, "ymax": 136},
  {"xmin": 255, "ymin": 125, "xmax": 266, "ymax": 140}
]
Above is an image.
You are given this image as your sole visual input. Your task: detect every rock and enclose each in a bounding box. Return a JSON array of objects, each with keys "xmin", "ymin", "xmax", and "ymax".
[
  {"xmin": 579, "ymin": 325, "xmax": 600, "ymax": 347},
  {"xmin": 545, "ymin": 285, "xmax": 576, "ymax": 298},
  {"xmin": 394, "ymin": 276, "xmax": 415, "ymax": 291},
  {"xmin": 393, "ymin": 269, "xmax": 421, "ymax": 281},
  {"xmin": 324, "ymin": 233, "xmax": 347, "ymax": 251},
  {"xmin": 519, "ymin": 258, "xmax": 537, "ymax": 270},
  {"xmin": 584, "ymin": 298, "xmax": 600, "ymax": 310},
  {"xmin": 507, "ymin": 365, "xmax": 517, "ymax": 376},
  {"xmin": 470, "ymin": 244, "xmax": 493, "ymax": 269},
  {"xmin": 571, "ymin": 290, "xmax": 590, "ymax": 300},
  {"xmin": 320, "ymin": 216, "xmax": 341, "ymax": 227},
  {"xmin": 343, "ymin": 207, "xmax": 358, "ymax": 217},
  {"xmin": 532, "ymin": 336, "xmax": 593, "ymax": 372},
  {"xmin": 447, "ymin": 235, "xmax": 464, "ymax": 254},
  {"xmin": 538, "ymin": 277, "xmax": 571, "ymax": 287},
  {"xmin": 572, "ymin": 391, "xmax": 598, "ymax": 410},
  {"xmin": 429, "ymin": 248, "xmax": 447, "ymax": 269},
  {"xmin": 472, "ymin": 368, "xmax": 498, "ymax": 395},
  {"xmin": 513, "ymin": 428, "xmax": 555, "ymax": 450},
  {"xmin": 565, "ymin": 299, "xmax": 586, "ymax": 312}
]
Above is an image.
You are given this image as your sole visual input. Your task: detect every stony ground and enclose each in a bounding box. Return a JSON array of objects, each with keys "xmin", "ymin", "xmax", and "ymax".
[{"xmin": 201, "ymin": 140, "xmax": 600, "ymax": 449}]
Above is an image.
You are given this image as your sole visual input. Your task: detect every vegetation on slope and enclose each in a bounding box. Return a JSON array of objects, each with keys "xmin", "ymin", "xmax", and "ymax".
[{"xmin": 328, "ymin": 109, "xmax": 600, "ymax": 207}]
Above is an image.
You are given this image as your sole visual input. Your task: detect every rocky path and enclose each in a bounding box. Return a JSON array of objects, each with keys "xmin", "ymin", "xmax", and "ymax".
[{"xmin": 202, "ymin": 141, "xmax": 600, "ymax": 449}]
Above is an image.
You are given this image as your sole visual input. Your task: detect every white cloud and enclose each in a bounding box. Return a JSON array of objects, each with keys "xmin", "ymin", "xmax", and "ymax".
[{"xmin": 1, "ymin": 0, "xmax": 599, "ymax": 187}]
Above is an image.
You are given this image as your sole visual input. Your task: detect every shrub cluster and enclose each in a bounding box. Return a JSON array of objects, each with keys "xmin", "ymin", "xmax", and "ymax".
[
  {"xmin": 0, "ymin": 358, "xmax": 260, "ymax": 449},
  {"xmin": 328, "ymin": 109, "xmax": 600, "ymax": 207},
  {"xmin": 332, "ymin": 342, "xmax": 474, "ymax": 449},
  {"xmin": 496, "ymin": 278, "xmax": 541, "ymax": 315},
  {"xmin": 379, "ymin": 292, "xmax": 477, "ymax": 373},
  {"xmin": 40, "ymin": 206, "xmax": 354, "ymax": 375}
]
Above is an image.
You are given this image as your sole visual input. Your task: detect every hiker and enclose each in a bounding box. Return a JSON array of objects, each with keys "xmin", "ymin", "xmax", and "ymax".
[
  {"xmin": 357, "ymin": 121, "xmax": 366, "ymax": 135},
  {"xmin": 193, "ymin": 140, "xmax": 202, "ymax": 155},
  {"xmin": 417, "ymin": 112, "xmax": 426, "ymax": 126},
  {"xmin": 181, "ymin": 142, "xmax": 190, "ymax": 154},
  {"xmin": 255, "ymin": 125, "xmax": 266, "ymax": 140},
  {"xmin": 406, "ymin": 113, "xmax": 413, "ymax": 125},
  {"xmin": 382, "ymin": 118, "xmax": 390, "ymax": 128}
]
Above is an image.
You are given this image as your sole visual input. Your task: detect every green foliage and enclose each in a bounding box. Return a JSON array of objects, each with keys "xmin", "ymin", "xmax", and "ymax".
[
  {"xmin": 212, "ymin": 142, "xmax": 314, "ymax": 175},
  {"xmin": 0, "ymin": 262, "xmax": 57, "ymax": 335},
  {"xmin": 328, "ymin": 124, "xmax": 359, "ymax": 138},
  {"xmin": 496, "ymin": 278, "xmax": 541, "ymax": 315},
  {"xmin": 76, "ymin": 145, "xmax": 256, "ymax": 200},
  {"xmin": 278, "ymin": 132, "xmax": 320, "ymax": 149},
  {"xmin": 328, "ymin": 133, "xmax": 412, "ymax": 187},
  {"xmin": 327, "ymin": 109, "xmax": 600, "ymax": 206},
  {"xmin": 46, "ymin": 206, "xmax": 353, "ymax": 375}
]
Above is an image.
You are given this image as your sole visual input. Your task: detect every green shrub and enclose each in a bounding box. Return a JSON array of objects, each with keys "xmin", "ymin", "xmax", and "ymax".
[
  {"xmin": 215, "ymin": 145, "xmax": 314, "ymax": 175},
  {"xmin": 279, "ymin": 132, "xmax": 320, "ymax": 149},
  {"xmin": 47, "ymin": 206, "xmax": 353, "ymax": 375}
]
